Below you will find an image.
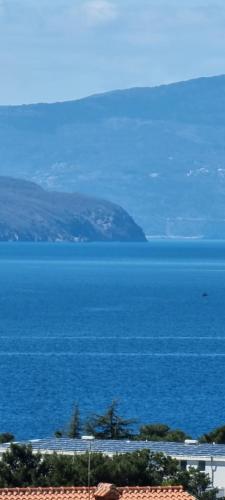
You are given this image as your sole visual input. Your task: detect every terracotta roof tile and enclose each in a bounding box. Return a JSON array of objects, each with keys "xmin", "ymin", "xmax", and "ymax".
[{"xmin": 0, "ymin": 485, "xmax": 196, "ymax": 500}]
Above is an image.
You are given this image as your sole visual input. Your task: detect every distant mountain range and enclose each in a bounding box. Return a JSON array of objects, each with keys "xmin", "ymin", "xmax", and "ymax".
[
  {"xmin": 0, "ymin": 177, "xmax": 146, "ymax": 242},
  {"xmin": 1, "ymin": 75, "xmax": 225, "ymax": 238}
]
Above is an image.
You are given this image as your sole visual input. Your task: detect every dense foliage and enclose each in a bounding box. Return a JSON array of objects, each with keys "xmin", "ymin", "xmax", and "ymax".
[
  {"xmin": 55, "ymin": 401, "xmax": 189, "ymax": 442},
  {"xmin": 0, "ymin": 401, "xmax": 224, "ymax": 500},
  {"xmin": 137, "ymin": 424, "xmax": 190, "ymax": 443},
  {"xmin": 54, "ymin": 401, "xmax": 225, "ymax": 444},
  {"xmin": 0, "ymin": 433, "xmax": 14, "ymax": 444},
  {"xmin": 55, "ymin": 403, "xmax": 81, "ymax": 439},
  {"xmin": 199, "ymin": 424, "xmax": 225, "ymax": 444},
  {"xmin": 4, "ymin": 401, "xmax": 225, "ymax": 444},
  {"xmin": 85, "ymin": 400, "xmax": 136, "ymax": 440},
  {"xmin": 0, "ymin": 444, "xmax": 217, "ymax": 500}
]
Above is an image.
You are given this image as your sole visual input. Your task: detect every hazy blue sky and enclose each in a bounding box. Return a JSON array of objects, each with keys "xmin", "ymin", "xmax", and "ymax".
[{"xmin": 1, "ymin": 0, "xmax": 225, "ymax": 104}]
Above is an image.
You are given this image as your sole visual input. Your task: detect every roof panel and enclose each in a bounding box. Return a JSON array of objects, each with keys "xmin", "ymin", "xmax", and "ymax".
[{"xmin": 1, "ymin": 438, "xmax": 225, "ymax": 458}]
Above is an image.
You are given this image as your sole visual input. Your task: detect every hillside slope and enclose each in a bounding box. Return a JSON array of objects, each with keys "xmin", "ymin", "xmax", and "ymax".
[
  {"xmin": 0, "ymin": 177, "xmax": 146, "ymax": 242},
  {"xmin": 1, "ymin": 75, "xmax": 225, "ymax": 237}
]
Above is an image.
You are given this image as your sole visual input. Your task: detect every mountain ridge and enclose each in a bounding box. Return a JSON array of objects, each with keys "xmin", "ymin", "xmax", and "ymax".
[
  {"xmin": 1, "ymin": 75, "xmax": 225, "ymax": 238},
  {"xmin": 2, "ymin": 73, "xmax": 224, "ymax": 106}
]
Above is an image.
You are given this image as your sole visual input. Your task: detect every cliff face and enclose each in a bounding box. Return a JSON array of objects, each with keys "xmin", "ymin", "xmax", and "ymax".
[{"xmin": 0, "ymin": 177, "xmax": 146, "ymax": 242}]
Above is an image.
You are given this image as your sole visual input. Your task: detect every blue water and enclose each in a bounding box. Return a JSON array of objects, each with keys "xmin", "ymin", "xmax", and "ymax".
[{"xmin": 1, "ymin": 241, "xmax": 225, "ymax": 440}]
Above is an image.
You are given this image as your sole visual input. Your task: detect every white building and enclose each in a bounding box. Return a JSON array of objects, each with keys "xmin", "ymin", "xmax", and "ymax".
[{"xmin": 0, "ymin": 438, "xmax": 225, "ymax": 495}]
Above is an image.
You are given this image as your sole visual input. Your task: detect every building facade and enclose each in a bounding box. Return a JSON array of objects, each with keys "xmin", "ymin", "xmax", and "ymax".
[{"xmin": 0, "ymin": 438, "xmax": 225, "ymax": 495}]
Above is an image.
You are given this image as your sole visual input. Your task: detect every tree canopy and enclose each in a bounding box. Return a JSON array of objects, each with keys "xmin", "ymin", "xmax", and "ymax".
[
  {"xmin": 6, "ymin": 402, "xmax": 225, "ymax": 447},
  {"xmin": 199, "ymin": 424, "xmax": 225, "ymax": 444},
  {"xmin": 0, "ymin": 433, "xmax": 14, "ymax": 444},
  {"xmin": 0, "ymin": 443, "xmax": 217, "ymax": 500},
  {"xmin": 85, "ymin": 400, "xmax": 136, "ymax": 439},
  {"xmin": 0, "ymin": 444, "xmax": 48, "ymax": 487},
  {"xmin": 54, "ymin": 405, "xmax": 225, "ymax": 445},
  {"xmin": 55, "ymin": 403, "xmax": 82, "ymax": 439},
  {"xmin": 138, "ymin": 424, "xmax": 190, "ymax": 442},
  {"xmin": 54, "ymin": 401, "xmax": 191, "ymax": 442}
]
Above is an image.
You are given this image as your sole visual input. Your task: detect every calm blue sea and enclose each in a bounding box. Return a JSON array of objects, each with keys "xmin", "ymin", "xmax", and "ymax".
[{"xmin": 1, "ymin": 241, "xmax": 225, "ymax": 440}]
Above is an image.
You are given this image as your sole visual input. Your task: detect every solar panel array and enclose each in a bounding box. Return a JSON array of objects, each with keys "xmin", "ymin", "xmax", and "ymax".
[{"xmin": 1, "ymin": 438, "xmax": 225, "ymax": 458}]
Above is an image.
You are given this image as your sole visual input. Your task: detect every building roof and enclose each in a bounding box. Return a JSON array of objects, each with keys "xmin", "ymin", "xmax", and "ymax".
[
  {"xmin": 0, "ymin": 486, "xmax": 195, "ymax": 500},
  {"xmin": 1, "ymin": 437, "xmax": 225, "ymax": 459}
]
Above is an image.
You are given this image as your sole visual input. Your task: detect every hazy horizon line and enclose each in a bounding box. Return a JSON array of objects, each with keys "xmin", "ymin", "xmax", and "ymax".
[{"xmin": 1, "ymin": 72, "xmax": 224, "ymax": 108}]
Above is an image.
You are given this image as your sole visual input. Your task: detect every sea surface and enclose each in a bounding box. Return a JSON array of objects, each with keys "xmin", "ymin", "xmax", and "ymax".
[{"xmin": 1, "ymin": 241, "xmax": 225, "ymax": 440}]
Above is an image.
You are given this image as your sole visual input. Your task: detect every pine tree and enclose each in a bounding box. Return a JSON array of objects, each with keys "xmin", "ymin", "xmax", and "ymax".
[
  {"xmin": 85, "ymin": 400, "xmax": 135, "ymax": 439},
  {"xmin": 67, "ymin": 403, "xmax": 82, "ymax": 438}
]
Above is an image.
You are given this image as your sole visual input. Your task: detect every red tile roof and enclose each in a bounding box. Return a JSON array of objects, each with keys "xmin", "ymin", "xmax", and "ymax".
[{"xmin": 0, "ymin": 486, "xmax": 195, "ymax": 500}]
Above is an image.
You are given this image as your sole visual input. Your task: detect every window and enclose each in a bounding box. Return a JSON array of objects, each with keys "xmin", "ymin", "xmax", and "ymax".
[
  {"xmin": 180, "ymin": 460, "xmax": 187, "ymax": 470},
  {"xmin": 198, "ymin": 461, "xmax": 205, "ymax": 471}
]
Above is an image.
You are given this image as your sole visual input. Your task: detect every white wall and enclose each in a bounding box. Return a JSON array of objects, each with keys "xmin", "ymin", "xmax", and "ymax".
[{"xmin": 173, "ymin": 456, "xmax": 225, "ymax": 493}]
